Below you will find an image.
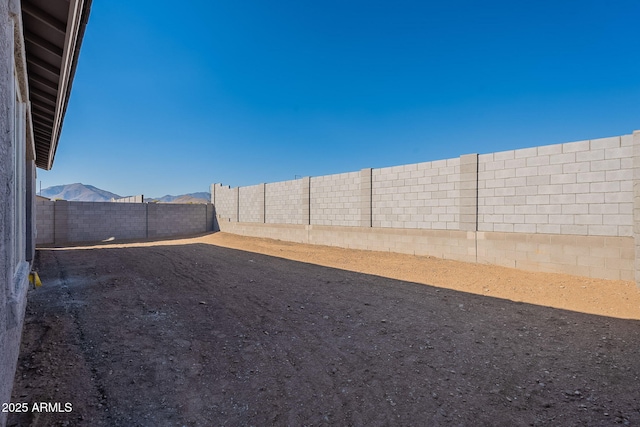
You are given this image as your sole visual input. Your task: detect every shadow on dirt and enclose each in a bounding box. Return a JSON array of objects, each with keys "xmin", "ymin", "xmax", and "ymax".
[{"xmin": 10, "ymin": 243, "xmax": 640, "ymax": 426}]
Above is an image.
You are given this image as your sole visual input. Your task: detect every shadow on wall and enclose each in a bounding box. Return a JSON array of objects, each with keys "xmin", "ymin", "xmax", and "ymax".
[
  {"xmin": 36, "ymin": 201, "xmax": 217, "ymax": 245},
  {"xmin": 212, "ymin": 206, "xmax": 220, "ymax": 232}
]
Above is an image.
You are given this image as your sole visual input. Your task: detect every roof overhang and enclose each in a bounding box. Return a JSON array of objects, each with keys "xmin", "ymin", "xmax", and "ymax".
[{"xmin": 20, "ymin": 0, "xmax": 92, "ymax": 170}]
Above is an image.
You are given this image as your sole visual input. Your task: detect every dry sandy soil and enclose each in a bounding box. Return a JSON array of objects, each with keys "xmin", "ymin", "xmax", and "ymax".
[{"xmin": 8, "ymin": 232, "xmax": 640, "ymax": 426}]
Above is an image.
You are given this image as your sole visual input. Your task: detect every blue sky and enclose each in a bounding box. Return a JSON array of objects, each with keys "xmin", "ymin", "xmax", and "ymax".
[{"xmin": 39, "ymin": 0, "xmax": 640, "ymax": 198}]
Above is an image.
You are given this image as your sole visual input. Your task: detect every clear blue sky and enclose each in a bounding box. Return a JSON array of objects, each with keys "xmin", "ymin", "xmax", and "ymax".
[{"xmin": 39, "ymin": 0, "xmax": 640, "ymax": 198}]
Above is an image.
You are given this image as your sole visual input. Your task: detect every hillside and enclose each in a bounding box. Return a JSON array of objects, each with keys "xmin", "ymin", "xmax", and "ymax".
[
  {"xmin": 39, "ymin": 183, "xmax": 121, "ymax": 202},
  {"xmin": 39, "ymin": 184, "xmax": 210, "ymax": 204},
  {"xmin": 148, "ymin": 192, "xmax": 210, "ymax": 204}
]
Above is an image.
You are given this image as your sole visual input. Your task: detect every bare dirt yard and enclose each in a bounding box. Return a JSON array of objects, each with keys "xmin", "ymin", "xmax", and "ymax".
[{"xmin": 9, "ymin": 232, "xmax": 640, "ymax": 426}]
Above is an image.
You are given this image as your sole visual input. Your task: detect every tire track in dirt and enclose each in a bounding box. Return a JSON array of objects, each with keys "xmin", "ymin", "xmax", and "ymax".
[
  {"xmin": 52, "ymin": 251, "xmax": 113, "ymax": 426},
  {"xmin": 9, "ymin": 251, "xmax": 107, "ymax": 427}
]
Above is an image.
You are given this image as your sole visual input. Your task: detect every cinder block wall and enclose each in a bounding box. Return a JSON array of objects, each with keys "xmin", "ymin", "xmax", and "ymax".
[
  {"xmin": 67, "ymin": 202, "xmax": 147, "ymax": 242},
  {"xmin": 148, "ymin": 203, "xmax": 213, "ymax": 238},
  {"xmin": 211, "ymin": 184, "xmax": 238, "ymax": 222},
  {"xmin": 265, "ymin": 178, "xmax": 309, "ymax": 225},
  {"xmin": 35, "ymin": 199, "xmax": 54, "ymax": 245},
  {"xmin": 311, "ymin": 171, "xmax": 361, "ymax": 226},
  {"xmin": 372, "ymin": 158, "xmax": 461, "ymax": 229},
  {"xmin": 36, "ymin": 202, "xmax": 214, "ymax": 245},
  {"xmin": 213, "ymin": 131, "xmax": 640, "ymax": 282},
  {"xmin": 475, "ymin": 135, "xmax": 634, "ymax": 279},
  {"xmin": 238, "ymin": 183, "xmax": 264, "ymax": 223},
  {"xmin": 477, "ymin": 135, "xmax": 633, "ymax": 236}
]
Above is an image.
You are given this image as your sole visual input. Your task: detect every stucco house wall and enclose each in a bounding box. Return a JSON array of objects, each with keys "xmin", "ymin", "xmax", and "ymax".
[
  {"xmin": 0, "ymin": 1, "xmax": 91, "ymax": 425},
  {"xmin": 1, "ymin": 2, "xmax": 32, "ymax": 422}
]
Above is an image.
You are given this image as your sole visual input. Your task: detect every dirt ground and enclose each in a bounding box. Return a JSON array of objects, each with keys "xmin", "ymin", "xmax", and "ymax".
[{"xmin": 8, "ymin": 232, "xmax": 640, "ymax": 426}]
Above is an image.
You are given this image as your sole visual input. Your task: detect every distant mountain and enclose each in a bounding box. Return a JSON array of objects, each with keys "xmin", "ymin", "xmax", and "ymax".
[
  {"xmin": 147, "ymin": 192, "xmax": 210, "ymax": 204},
  {"xmin": 39, "ymin": 184, "xmax": 210, "ymax": 204},
  {"xmin": 39, "ymin": 183, "xmax": 121, "ymax": 202}
]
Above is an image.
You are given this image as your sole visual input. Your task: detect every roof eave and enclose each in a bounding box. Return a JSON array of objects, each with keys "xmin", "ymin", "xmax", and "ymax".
[{"xmin": 21, "ymin": 0, "xmax": 92, "ymax": 170}]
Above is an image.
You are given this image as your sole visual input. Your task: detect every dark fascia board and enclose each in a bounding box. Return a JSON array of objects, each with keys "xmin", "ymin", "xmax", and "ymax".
[{"xmin": 23, "ymin": 0, "xmax": 93, "ymax": 170}]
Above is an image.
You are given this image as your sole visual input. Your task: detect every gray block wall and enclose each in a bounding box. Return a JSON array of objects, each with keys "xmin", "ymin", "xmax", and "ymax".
[
  {"xmin": 148, "ymin": 203, "xmax": 213, "ymax": 238},
  {"xmin": 478, "ymin": 135, "xmax": 633, "ymax": 236},
  {"xmin": 35, "ymin": 199, "xmax": 54, "ymax": 245},
  {"xmin": 67, "ymin": 202, "xmax": 147, "ymax": 242},
  {"xmin": 372, "ymin": 158, "xmax": 461, "ymax": 229},
  {"xmin": 459, "ymin": 154, "xmax": 478, "ymax": 231},
  {"xmin": 311, "ymin": 171, "xmax": 361, "ymax": 226},
  {"xmin": 238, "ymin": 183, "xmax": 265, "ymax": 223},
  {"xmin": 212, "ymin": 131, "xmax": 640, "ymax": 283},
  {"xmin": 211, "ymin": 183, "xmax": 238, "ymax": 223},
  {"xmin": 36, "ymin": 202, "xmax": 215, "ymax": 245},
  {"xmin": 265, "ymin": 178, "xmax": 308, "ymax": 225},
  {"xmin": 360, "ymin": 168, "xmax": 372, "ymax": 227},
  {"xmin": 633, "ymin": 131, "xmax": 640, "ymax": 284}
]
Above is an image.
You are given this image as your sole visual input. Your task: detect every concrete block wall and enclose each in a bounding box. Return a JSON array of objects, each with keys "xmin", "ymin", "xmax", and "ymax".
[
  {"xmin": 211, "ymin": 184, "xmax": 238, "ymax": 222},
  {"xmin": 265, "ymin": 178, "xmax": 309, "ymax": 225},
  {"xmin": 35, "ymin": 199, "xmax": 54, "ymax": 245},
  {"xmin": 148, "ymin": 203, "xmax": 213, "ymax": 238},
  {"xmin": 221, "ymin": 222, "xmax": 477, "ymax": 263},
  {"xmin": 633, "ymin": 131, "xmax": 640, "ymax": 284},
  {"xmin": 310, "ymin": 171, "xmax": 361, "ymax": 226},
  {"xmin": 67, "ymin": 202, "xmax": 147, "ymax": 242},
  {"xmin": 476, "ymin": 232, "xmax": 634, "ymax": 280},
  {"xmin": 372, "ymin": 158, "xmax": 460, "ymax": 230},
  {"xmin": 238, "ymin": 183, "xmax": 264, "ymax": 223},
  {"xmin": 478, "ymin": 135, "xmax": 633, "ymax": 236},
  {"xmin": 213, "ymin": 131, "xmax": 640, "ymax": 283},
  {"xmin": 36, "ymin": 201, "xmax": 214, "ymax": 245},
  {"xmin": 54, "ymin": 200, "xmax": 69, "ymax": 245},
  {"xmin": 360, "ymin": 168, "xmax": 372, "ymax": 227},
  {"xmin": 459, "ymin": 154, "xmax": 479, "ymax": 231},
  {"xmin": 112, "ymin": 194, "xmax": 144, "ymax": 203}
]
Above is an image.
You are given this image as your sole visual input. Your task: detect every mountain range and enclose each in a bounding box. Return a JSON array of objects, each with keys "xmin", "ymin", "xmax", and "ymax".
[
  {"xmin": 38, "ymin": 183, "xmax": 210, "ymax": 204},
  {"xmin": 146, "ymin": 193, "xmax": 210, "ymax": 204}
]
